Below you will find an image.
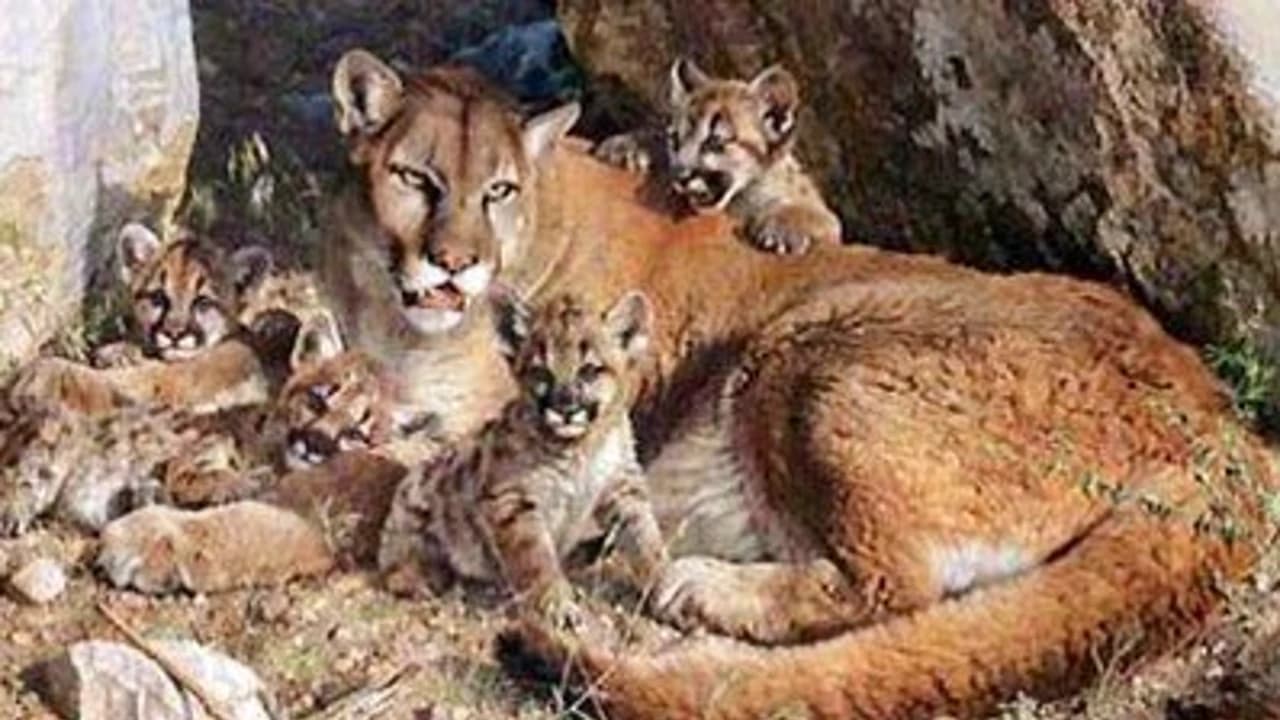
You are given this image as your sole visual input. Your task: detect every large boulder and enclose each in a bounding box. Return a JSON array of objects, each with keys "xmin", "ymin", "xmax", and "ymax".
[
  {"xmin": 560, "ymin": 0, "xmax": 1280, "ymax": 360},
  {"xmin": 0, "ymin": 0, "xmax": 198, "ymax": 372}
]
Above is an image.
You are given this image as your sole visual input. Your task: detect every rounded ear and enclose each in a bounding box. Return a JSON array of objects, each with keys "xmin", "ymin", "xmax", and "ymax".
[
  {"xmin": 228, "ymin": 244, "xmax": 274, "ymax": 297},
  {"xmin": 117, "ymin": 222, "xmax": 163, "ymax": 285},
  {"xmin": 290, "ymin": 310, "xmax": 345, "ymax": 370},
  {"xmin": 749, "ymin": 65, "xmax": 800, "ymax": 147},
  {"xmin": 670, "ymin": 57, "xmax": 712, "ymax": 106},
  {"xmin": 491, "ymin": 290, "xmax": 531, "ymax": 361},
  {"xmin": 522, "ymin": 102, "xmax": 581, "ymax": 161},
  {"xmin": 603, "ymin": 291, "xmax": 652, "ymax": 361},
  {"xmin": 332, "ymin": 49, "xmax": 404, "ymax": 140}
]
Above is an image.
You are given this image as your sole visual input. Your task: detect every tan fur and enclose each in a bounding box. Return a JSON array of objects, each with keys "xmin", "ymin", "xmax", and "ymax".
[
  {"xmin": 378, "ymin": 293, "xmax": 666, "ymax": 620},
  {"xmin": 96, "ymin": 53, "xmax": 1278, "ymax": 718},
  {"xmin": 594, "ymin": 59, "xmax": 841, "ymax": 254}
]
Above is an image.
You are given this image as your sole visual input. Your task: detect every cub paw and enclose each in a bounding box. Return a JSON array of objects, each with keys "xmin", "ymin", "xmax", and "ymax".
[
  {"xmin": 744, "ymin": 215, "xmax": 815, "ymax": 256},
  {"xmin": 531, "ymin": 580, "xmax": 586, "ymax": 632},
  {"xmin": 0, "ymin": 495, "xmax": 38, "ymax": 538},
  {"xmin": 96, "ymin": 506, "xmax": 196, "ymax": 594},
  {"xmin": 593, "ymin": 133, "xmax": 653, "ymax": 175},
  {"xmin": 90, "ymin": 342, "xmax": 148, "ymax": 369}
]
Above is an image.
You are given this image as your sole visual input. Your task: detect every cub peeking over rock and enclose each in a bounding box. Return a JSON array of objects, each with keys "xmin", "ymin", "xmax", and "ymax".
[
  {"xmin": 594, "ymin": 58, "xmax": 841, "ymax": 255},
  {"xmin": 378, "ymin": 291, "xmax": 667, "ymax": 624}
]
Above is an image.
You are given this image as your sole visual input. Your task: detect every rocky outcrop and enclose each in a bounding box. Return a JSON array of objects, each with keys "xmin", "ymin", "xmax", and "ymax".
[
  {"xmin": 0, "ymin": 1, "xmax": 198, "ymax": 371},
  {"xmin": 560, "ymin": 0, "xmax": 1280, "ymax": 362}
]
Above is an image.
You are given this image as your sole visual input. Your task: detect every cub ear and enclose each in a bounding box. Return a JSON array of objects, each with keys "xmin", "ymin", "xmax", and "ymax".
[
  {"xmin": 603, "ymin": 291, "xmax": 652, "ymax": 361},
  {"xmin": 290, "ymin": 310, "xmax": 345, "ymax": 370},
  {"xmin": 749, "ymin": 65, "xmax": 800, "ymax": 147},
  {"xmin": 332, "ymin": 49, "xmax": 404, "ymax": 141},
  {"xmin": 228, "ymin": 244, "xmax": 274, "ymax": 297},
  {"xmin": 491, "ymin": 290, "xmax": 531, "ymax": 360},
  {"xmin": 522, "ymin": 102, "xmax": 581, "ymax": 161},
  {"xmin": 117, "ymin": 222, "xmax": 163, "ymax": 285},
  {"xmin": 670, "ymin": 57, "xmax": 712, "ymax": 106}
]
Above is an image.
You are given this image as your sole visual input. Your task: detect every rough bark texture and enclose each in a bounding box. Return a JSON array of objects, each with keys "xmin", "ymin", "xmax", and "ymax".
[
  {"xmin": 560, "ymin": 0, "xmax": 1280, "ymax": 361},
  {"xmin": 0, "ymin": 0, "xmax": 198, "ymax": 372}
]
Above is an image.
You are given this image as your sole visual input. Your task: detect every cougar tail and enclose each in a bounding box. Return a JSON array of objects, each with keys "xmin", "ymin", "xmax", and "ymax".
[{"xmin": 501, "ymin": 511, "xmax": 1255, "ymax": 720}]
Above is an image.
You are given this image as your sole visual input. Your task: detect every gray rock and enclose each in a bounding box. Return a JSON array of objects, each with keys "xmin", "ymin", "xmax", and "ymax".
[
  {"xmin": 41, "ymin": 639, "xmax": 273, "ymax": 720},
  {"xmin": 9, "ymin": 557, "xmax": 66, "ymax": 605}
]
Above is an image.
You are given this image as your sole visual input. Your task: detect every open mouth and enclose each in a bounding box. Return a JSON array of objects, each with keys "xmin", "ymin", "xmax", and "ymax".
[
  {"xmin": 402, "ymin": 285, "xmax": 466, "ymax": 313},
  {"xmin": 673, "ymin": 170, "xmax": 733, "ymax": 210},
  {"xmin": 540, "ymin": 406, "xmax": 595, "ymax": 440},
  {"xmin": 284, "ymin": 431, "xmax": 334, "ymax": 469}
]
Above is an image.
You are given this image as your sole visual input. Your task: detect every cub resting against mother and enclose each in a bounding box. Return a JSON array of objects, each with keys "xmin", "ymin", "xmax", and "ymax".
[{"xmin": 97, "ymin": 49, "xmax": 1279, "ymax": 719}]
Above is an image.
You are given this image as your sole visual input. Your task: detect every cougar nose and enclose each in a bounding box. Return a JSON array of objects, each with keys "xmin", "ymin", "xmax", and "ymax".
[{"xmin": 429, "ymin": 248, "xmax": 478, "ymax": 274}]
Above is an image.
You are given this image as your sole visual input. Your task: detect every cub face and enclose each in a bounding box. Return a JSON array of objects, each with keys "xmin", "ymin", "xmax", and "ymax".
[
  {"xmin": 330, "ymin": 49, "xmax": 580, "ymax": 336},
  {"xmin": 498, "ymin": 292, "xmax": 652, "ymax": 442},
  {"xmin": 117, "ymin": 223, "xmax": 272, "ymax": 361},
  {"xmin": 271, "ymin": 311, "xmax": 393, "ymax": 470},
  {"xmin": 664, "ymin": 58, "xmax": 801, "ymax": 212}
]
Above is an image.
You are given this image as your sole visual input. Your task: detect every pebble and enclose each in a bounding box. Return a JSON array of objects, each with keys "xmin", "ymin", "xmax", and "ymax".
[{"xmin": 8, "ymin": 556, "xmax": 66, "ymax": 604}]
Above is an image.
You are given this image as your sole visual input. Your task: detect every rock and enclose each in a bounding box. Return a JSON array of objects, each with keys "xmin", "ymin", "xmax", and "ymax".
[
  {"xmin": 560, "ymin": 0, "xmax": 1280, "ymax": 369},
  {"xmin": 451, "ymin": 20, "xmax": 583, "ymax": 108},
  {"xmin": 0, "ymin": 0, "xmax": 198, "ymax": 371},
  {"xmin": 8, "ymin": 556, "xmax": 66, "ymax": 604},
  {"xmin": 41, "ymin": 639, "xmax": 273, "ymax": 720}
]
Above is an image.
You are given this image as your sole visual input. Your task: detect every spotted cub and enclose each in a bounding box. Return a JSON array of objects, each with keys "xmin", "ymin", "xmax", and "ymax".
[
  {"xmin": 378, "ymin": 292, "xmax": 667, "ymax": 622},
  {"xmin": 0, "ymin": 312, "xmax": 402, "ymax": 537},
  {"xmin": 92, "ymin": 222, "xmax": 276, "ymax": 366},
  {"xmin": 594, "ymin": 58, "xmax": 841, "ymax": 255}
]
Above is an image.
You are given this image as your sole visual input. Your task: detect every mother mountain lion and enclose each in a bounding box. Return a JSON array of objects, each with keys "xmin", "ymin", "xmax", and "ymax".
[{"xmin": 99, "ymin": 49, "xmax": 1278, "ymax": 719}]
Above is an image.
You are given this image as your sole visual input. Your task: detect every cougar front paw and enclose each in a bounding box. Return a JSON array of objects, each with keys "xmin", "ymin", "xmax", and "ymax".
[
  {"xmin": 744, "ymin": 215, "xmax": 815, "ymax": 256},
  {"xmin": 593, "ymin": 134, "xmax": 653, "ymax": 175},
  {"xmin": 96, "ymin": 506, "xmax": 196, "ymax": 594}
]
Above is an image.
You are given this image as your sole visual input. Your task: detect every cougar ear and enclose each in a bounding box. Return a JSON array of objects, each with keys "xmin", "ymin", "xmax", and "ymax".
[
  {"xmin": 227, "ymin": 244, "xmax": 274, "ymax": 297},
  {"xmin": 332, "ymin": 49, "xmax": 404, "ymax": 140},
  {"xmin": 290, "ymin": 310, "xmax": 345, "ymax": 370},
  {"xmin": 522, "ymin": 102, "xmax": 581, "ymax": 161},
  {"xmin": 670, "ymin": 57, "xmax": 712, "ymax": 106},
  {"xmin": 117, "ymin": 222, "xmax": 164, "ymax": 285},
  {"xmin": 492, "ymin": 290, "xmax": 531, "ymax": 360},
  {"xmin": 603, "ymin": 291, "xmax": 652, "ymax": 361},
  {"xmin": 749, "ymin": 64, "xmax": 800, "ymax": 147}
]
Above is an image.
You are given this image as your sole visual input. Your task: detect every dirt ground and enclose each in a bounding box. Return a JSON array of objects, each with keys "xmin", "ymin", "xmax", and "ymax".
[{"xmin": 7, "ymin": 2, "xmax": 1280, "ymax": 719}]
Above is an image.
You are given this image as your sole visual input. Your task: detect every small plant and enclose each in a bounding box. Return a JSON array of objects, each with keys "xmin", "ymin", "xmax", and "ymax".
[{"xmin": 1206, "ymin": 339, "xmax": 1278, "ymax": 428}]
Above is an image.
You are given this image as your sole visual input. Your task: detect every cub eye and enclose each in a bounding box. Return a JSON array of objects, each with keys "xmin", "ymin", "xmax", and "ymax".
[
  {"xmin": 192, "ymin": 295, "xmax": 219, "ymax": 313},
  {"xmin": 306, "ymin": 385, "xmax": 333, "ymax": 413},
  {"xmin": 665, "ymin": 127, "xmax": 680, "ymax": 149},
  {"xmin": 579, "ymin": 363, "xmax": 606, "ymax": 382},
  {"xmin": 141, "ymin": 289, "xmax": 169, "ymax": 309},
  {"xmin": 483, "ymin": 180, "xmax": 520, "ymax": 206},
  {"xmin": 702, "ymin": 134, "xmax": 727, "ymax": 154},
  {"xmin": 526, "ymin": 368, "xmax": 553, "ymax": 398}
]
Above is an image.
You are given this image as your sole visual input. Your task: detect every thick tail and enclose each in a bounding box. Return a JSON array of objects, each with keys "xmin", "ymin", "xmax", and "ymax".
[{"xmin": 502, "ymin": 511, "xmax": 1256, "ymax": 720}]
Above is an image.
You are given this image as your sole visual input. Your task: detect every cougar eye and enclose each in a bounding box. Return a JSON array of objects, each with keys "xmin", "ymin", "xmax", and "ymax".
[
  {"xmin": 484, "ymin": 180, "xmax": 520, "ymax": 206},
  {"xmin": 192, "ymin": 295, "xmax": 219, "ymax": 314},
  {"xmin": 390, "ymin": 163, "xmax": 443, "ymax": 205}
]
